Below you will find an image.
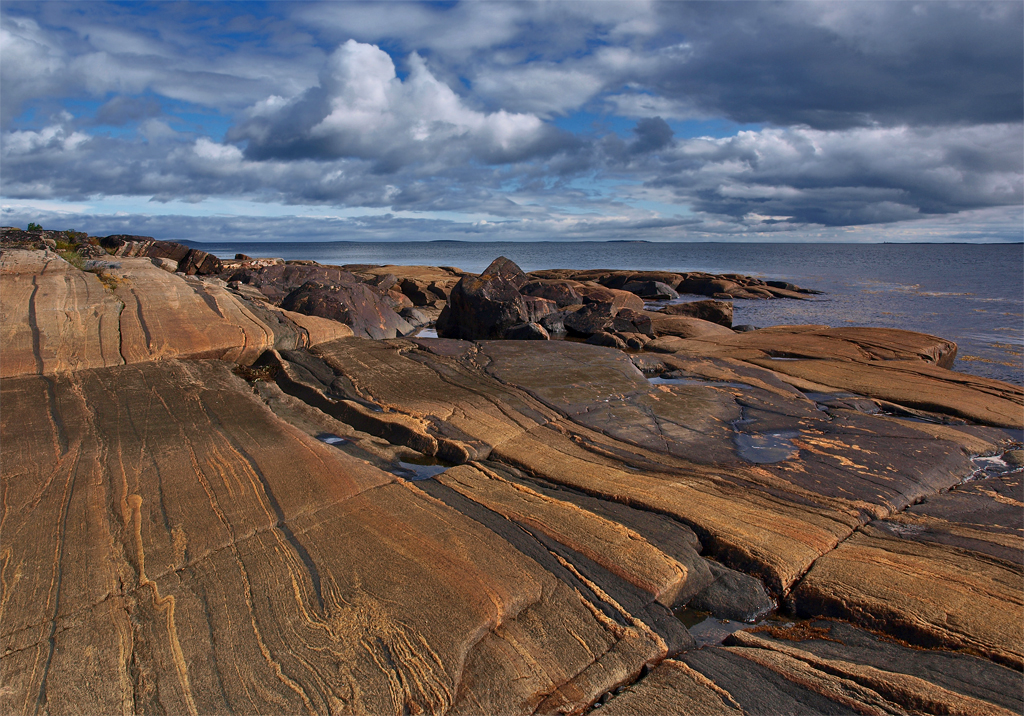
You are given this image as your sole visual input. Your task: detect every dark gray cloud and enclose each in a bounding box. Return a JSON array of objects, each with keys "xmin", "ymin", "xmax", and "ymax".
[
  {"xmin": 630, "ymin": 117, "xmax": 674, "ymax": 155},
  {"xmin": 648, "ymin": 123, "xmax": 1023, "ymax": 227},
  {"xmin": 622, "ymin": 2, "xmax": 1024, "ymax": 129},
  {"xmin": 92, "ymin": 96, "xmax": 163, "ymax": 126}
]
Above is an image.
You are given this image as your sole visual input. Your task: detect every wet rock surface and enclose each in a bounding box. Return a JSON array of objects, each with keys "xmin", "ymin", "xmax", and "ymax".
[{"xmin": 2, "ymin": 244, "xmax": 1021, "ymax": 716}]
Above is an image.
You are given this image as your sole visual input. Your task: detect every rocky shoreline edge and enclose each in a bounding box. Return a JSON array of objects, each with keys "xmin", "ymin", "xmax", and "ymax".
[{"xmin": 2, "ymin": 227, "xmax": 1022, "ymax": 716}]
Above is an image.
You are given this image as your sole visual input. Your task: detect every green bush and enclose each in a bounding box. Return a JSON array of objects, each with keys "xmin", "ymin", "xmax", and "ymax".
[
  {"xmin": 58, "ymin": 249, "xmax": 85, "ymax": 270},
  {"xmin": 27, "ymin": 222, "xmax": 42, "ymax": 232}
]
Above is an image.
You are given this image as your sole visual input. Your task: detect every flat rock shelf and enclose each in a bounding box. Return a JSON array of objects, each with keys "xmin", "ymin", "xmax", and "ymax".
[{"xmin": 1, "ymin": 237, "xmax": 1021, "ymax": 716}]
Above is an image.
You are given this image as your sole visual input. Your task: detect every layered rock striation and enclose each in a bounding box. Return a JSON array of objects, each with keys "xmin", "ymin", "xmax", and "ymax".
[{"xmin": 1, "ymin": 239, "xmax": 1021, "ymax": 716}]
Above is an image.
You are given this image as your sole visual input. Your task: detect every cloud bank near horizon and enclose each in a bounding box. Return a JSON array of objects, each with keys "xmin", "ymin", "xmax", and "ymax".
[{"xmin": 2, "ymin": 1, "xmax": 1022, "ymax": 243}]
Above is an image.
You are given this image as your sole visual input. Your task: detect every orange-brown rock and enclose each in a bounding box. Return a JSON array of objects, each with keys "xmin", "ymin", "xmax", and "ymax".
[
  {"xmin": 660, "ymin": 298, "xmax": 734, "ymax": 327},
  {"xmin": 675, "ymin": 623, "xmax": 1021, "ymax": 716},
  {"xmin": 0, "ymin": 249, "xmax": 352, "ymax": 378},
  {"xmin": 0, "ymin": 360, "xmax": 668, "ymax": 716},
  {"xmin": 655, "ymin": 325, "xmax": 1023, "ymax": 428},
  {"xmin": 794, "ymin": 473, "xmax": 1024, "ymax": 669},
  {"xmin": 598, "ymin": 659, "xmax": 744, "ymax": 715},
  {"xmin": 647, "ymin": 314, "xmax": 736, "ymax": 339},
  {"xmin": 3, "ymin": 250, "xmax": 1020, "ymax": 716}
]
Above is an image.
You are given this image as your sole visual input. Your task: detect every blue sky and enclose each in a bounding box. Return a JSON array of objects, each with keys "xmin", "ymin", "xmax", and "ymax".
[{"xmin": 1, "ymin": 0, "xmax": 1022, "ymax": 242}]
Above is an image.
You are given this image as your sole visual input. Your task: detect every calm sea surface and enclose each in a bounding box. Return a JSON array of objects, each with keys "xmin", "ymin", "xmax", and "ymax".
[{"xmin": 189, "ymin": 241, "xmax": 1024, "ymax": 386}]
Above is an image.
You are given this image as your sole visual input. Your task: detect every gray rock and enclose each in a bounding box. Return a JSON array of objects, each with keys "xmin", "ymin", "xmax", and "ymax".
[
  {"xmin": 563, "ymin": 303, "xmax": 614, "ymax": 337},
  {"xmin": 686, "ymin": 560, "xmax": 775, "ymax": 623},
  {"xmin": 1002, "ymin": 449, "xmax": 1024, "ymax": 466},
  {"xmin": 505, "ymin": 322, "xmax": 550, "ymax": 341},
  {"xmin": 623, "ymin": 280, "xmax": 680, "ymax": 300},
  {"xmin": 400, "ymin": 307, "xmax": 430, "ymax": 326}
]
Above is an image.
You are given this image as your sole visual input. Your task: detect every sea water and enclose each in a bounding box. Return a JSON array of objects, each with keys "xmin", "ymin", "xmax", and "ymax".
[{"xmin": 189, "ymin": 240, "xmax": 1023, "ymax": 386}]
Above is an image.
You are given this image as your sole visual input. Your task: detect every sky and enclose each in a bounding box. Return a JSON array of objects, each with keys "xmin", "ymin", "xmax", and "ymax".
[{"xmin": 1, "ymin": 0, "xmax": 1022, "ymax": 243}]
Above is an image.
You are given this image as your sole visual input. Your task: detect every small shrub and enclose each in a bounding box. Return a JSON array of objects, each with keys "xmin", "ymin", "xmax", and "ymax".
[
  {"xmin": 27, "ymin": 222, "xmax": 42, "ymax": 232},
  {"xmin": 94, "ymin": 272, "xmax": 123, "ymax": 292},
  {"xmin": 234, "ymin": 364, "xmax": 278, "ymax": 382},
  {"xmin": 58, "ymin": 249, "xmax": 85, "ymax": 270}
]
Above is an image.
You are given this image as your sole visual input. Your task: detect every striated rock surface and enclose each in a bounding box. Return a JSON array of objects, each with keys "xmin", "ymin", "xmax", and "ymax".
[
  {"xmin": 655, "ymin": 325, "xmax": 1023, "ymax": 428},
  {"xmin": 3, "ymin": 247, "xmax": 1021, "ymax": 716},
  {"xmin": 0, "ymin": 249, "xmax": 352, "ymax": 378}
]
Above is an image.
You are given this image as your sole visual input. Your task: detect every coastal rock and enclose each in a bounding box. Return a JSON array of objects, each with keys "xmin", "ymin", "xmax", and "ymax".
[
  {"xmin": 3, "ymin": 250, "xmax": 1020, "ymax": 716},
  {"xmin": 526, "ymin": 268, "xmax": 820, "ymax": 301},
  {"xmin": 648, "ymin": 325, "xmax": 1023, "ymax": 428},
  {"xmin": 564, "ymin": 302, "xmax": 616, "ymax": 336},
  {"xmin": 685, "ymin": 560, "xmax": 775, "ymax": 623},
  {"xmin": 586, "ymin": 331, "xmax": 628, "ymax": 350},
  {"xmin": 225, "ymin": 262, "xmax": 355, "ymax": 303},
  {"xmin": 648, "ymin": 315, "xmax": 736, "ymax": 339},
  {"xmin": 520, "ymin": 279, "xmax": 583, "ymax": 307},
  {"xmin": 505, "ymin": 321, "xmax": 550, "ymax": 340},
  {"xmin": 576, "ymin": 283, "xmax": 647, "ymax": 312},
  {"xmin": 660, "ymin": 299, "xmax": 734, "ymax": 327},
  {"xmin": 673, "ymin": 623, "xmax": 1022, "ymax": 716},
  {"xmin": 794, "ymin": 521, "xmax": 1023, "ymax": 668},
  {"xmin": 0, "ymin": 249, "xmax": 353, "ymax": 378},
  {"xmin": 281, "ymin": 279, "xmax": 413, "ymax": 339},
  {"xmin": 678, "ymin": 276, "xmax": 743, "ymax": 297},
  {"xmin": 104, "ymin": 235, "xmax": 223, "ymax": 275},
  {"xmin": 611, "ymin": 307, "xmax": 654, "ymax": 336},
  {"xmin": 522, "ymin": 295, "xmax": 558, "ymax": 323},
  {"xmin": 1, "ymin": 360, "xmax": 670, "ymax": 716},
  {"xmin": 436, "ymin": 256, "xmax": 530, "ymax": 340},
  {"xmin": 598, "ymin": 659, "xmax": 744, "ymax": 716},
  {"xmin": 400, "ymin": 306, "xmax": 430, "ymax": 326}
]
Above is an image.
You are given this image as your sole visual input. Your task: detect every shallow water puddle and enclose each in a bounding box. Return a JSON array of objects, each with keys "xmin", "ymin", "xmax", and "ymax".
[
  {"xmin": 648, "ymin": 376, "xmax": 749, "ymax": 389},
  {"xmin": 315, "ymin": 433, "xmax": 350, "ymax": 445},
  {"xmin": 733, "ymin": 430, "xmax": 800, "ymax": 463},
  {"xmin": 966, "ymin": 454, "xmax": 1023, "ymax": 482},
  {"xmin": 391, "ymin": 459, "xmax": 450, "ymax": 481},
  {"xmin": 316, "ymin": 433, "xmax": 451, "ymax": 481},
  {"xmin": 801, "ymin": 391, "xmax": 860, "ymax": 403},
  {"xmin": 675, "ymin": 607, "xmax": 776, "ymax": 647}
]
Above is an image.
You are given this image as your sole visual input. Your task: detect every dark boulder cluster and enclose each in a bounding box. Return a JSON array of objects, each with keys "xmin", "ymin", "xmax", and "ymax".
[
  {"xmin": 435, "ymin": 256, "xmax": 766, "ymax": 348},
  {"xmin": 436, "ymin": 256, "xmax": 664, "ymax": 345}
]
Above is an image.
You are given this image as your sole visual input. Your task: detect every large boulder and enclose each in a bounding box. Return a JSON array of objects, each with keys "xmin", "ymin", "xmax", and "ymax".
[
  {"xmin": 281, "ymin": 279, "xmax": 413, "ymax": 339},
  {"xmin": 435, "ymin": 257, "xmax": 530, "ymax": 340}
]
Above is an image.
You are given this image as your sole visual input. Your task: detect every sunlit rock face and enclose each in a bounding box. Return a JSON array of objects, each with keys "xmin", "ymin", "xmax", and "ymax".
[{"xmin": 1, "ymin": 244, "xmax": 1021, "ymax": 716}]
